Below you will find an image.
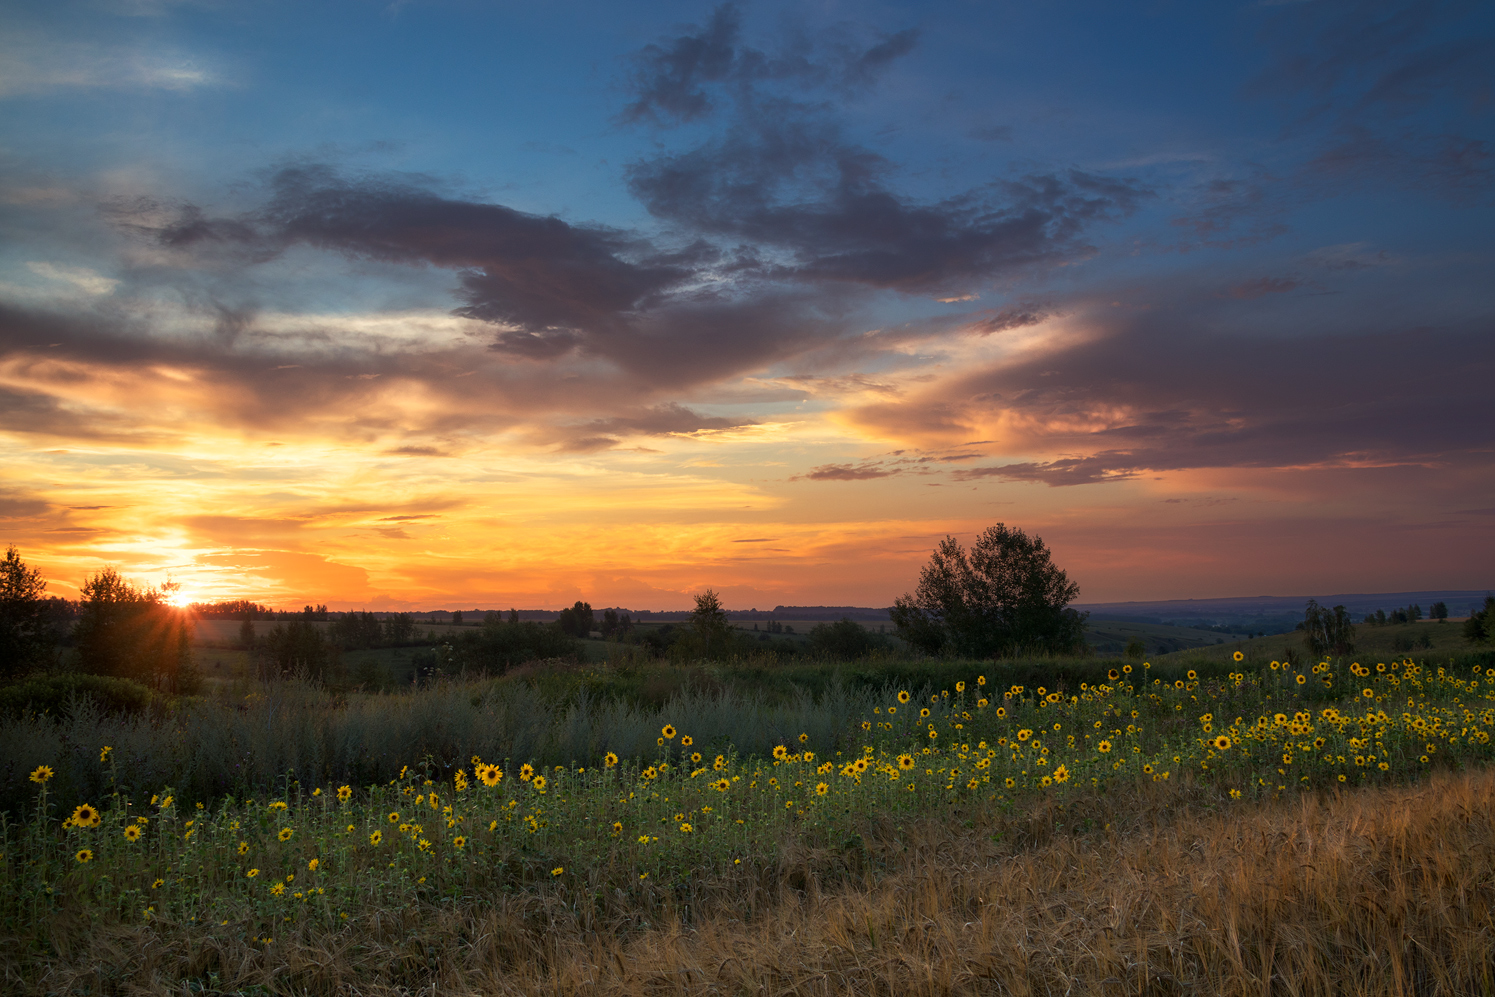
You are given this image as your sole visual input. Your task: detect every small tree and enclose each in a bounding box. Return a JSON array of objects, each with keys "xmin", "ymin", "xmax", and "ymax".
[
  {"xmin": 890, "ymin": 524, "xmax": 1088, "ymax": 658},
  {"xmin": 1464, "ymin": 596, "xmax": 1494, "ymax": 646},
  {"xmin": 1299, "ymin": 599, "xmax": 1355, "ymax": 658},
  {"xmin": 1430, "ymin": 601, "xmax": 1448, "ymax": 623},
  {"xmin": 1124, "ymin": 638, "xmax": 1146, "ymax": 661},
  {"xmin": 556, "ymin": 601, "xmax": 596, "ymax": 637},
  {"xmin": 808, "ymin": 618, "xmax": 880, "ymax": 660}
]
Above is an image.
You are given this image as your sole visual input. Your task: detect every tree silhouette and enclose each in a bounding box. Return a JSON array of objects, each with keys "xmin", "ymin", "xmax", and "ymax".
[{"xmin": 890, "ymin": 524, "xmax": 1088, "ymax": 657}]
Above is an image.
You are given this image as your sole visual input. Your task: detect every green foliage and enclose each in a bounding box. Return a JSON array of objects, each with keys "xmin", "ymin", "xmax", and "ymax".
[
  {"xmin": 0, "ymin": 672, "xmax": 158, "ymax": 719},
  {"xmin": 1299, "ymin": 600, "xmax": 1355, "ymax": 658},
  {"xmin": 72, "ymin": 568, "xmax": 197, "ymax": 692},
  {"xmin": 555, "ymin": 601, "xmax": 595, "ymax": 638},
  {"xmin": 440, "ymin": 617, "xmax": 582, "ymax": 673},
  {"xmin": 260, "ymin": 620, "xmax": 336, "ymax": 680},
  {"xmin": 0, "ymin": 546, "xmax": 60, "ymax": 678},
  {"xmin": 890, "ymin": 525, "xmax": 1088, "ymax": 657},
  {"xmin": 807, "ymin": 618, "xmax": 885, "ymax": 660},
  {"xmin": 1464, "ymin": 596, "xmax": 1494, "ymax": 646}
]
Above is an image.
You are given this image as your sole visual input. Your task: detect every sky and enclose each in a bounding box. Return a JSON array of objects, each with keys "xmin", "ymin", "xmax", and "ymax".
[{"xmin": 1, "ymin": 0, "xmax": 1492, "ymax": 611}]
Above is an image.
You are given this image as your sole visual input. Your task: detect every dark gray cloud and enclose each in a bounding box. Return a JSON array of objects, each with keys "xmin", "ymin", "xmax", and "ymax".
[
  {"xmin": 620, "ymin": 3, "xmax": 918, "ymax": 126},
  {"xmin": 622, "ymin": 5, "xmax": 1150, "ymax": 296},
  {"xmin": 853, "ymin": 276, "xmax": 1495, "ymax": 485}
]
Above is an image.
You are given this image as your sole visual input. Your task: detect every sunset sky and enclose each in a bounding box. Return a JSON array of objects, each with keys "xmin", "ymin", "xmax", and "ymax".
[{"xmin": 2, "ymin": 0, "xmax": 1492, "ymax": 611}]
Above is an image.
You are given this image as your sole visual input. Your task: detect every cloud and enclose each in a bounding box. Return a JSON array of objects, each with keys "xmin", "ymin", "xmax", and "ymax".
[
  {"xmin": 800, "ymin": 463, "xmax": 900, "ymax": 481},
  {"xmin": 846, "ymin": 279, "xmax": 1495, "ymax": 483},
  {"xmin": 0, "ymin": 31, "xmax": 218, "ymax": 97},
  {"xmin": 619, "ymin": 3, "xmax": 918, "ymax": 125},
  {"xmin": 621, "ymin": 6, "xmax": 1150, "ymax": 296},
  {"xmin": 1226, "ymin": 276, "xmax": 1299, "ymax": 299}
]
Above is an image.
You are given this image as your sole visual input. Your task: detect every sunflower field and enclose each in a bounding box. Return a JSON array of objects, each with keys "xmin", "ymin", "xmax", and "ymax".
[{"xmin": 5, "ymin": 653, "xmax": 1495, "ymax": 948}]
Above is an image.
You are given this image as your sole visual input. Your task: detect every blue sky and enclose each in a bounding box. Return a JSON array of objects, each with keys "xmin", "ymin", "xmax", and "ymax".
[{"xmin": 1, "ymin": 0, "xmax": 1492, "ymax": 609}]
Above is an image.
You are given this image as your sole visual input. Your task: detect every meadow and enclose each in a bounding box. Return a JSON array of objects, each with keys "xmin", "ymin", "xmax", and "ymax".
[{"xmin": 5, "ymin": 648, "xmax": 1495, "ymax": 995}]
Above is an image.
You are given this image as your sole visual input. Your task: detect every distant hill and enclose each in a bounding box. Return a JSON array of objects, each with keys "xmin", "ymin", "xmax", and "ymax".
[{"xmin": 1072, "ymin": 590, "xmax": 1491, "ymax": 633}]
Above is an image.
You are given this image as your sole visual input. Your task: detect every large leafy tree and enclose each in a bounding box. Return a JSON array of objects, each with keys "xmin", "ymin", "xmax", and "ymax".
[
  {"xmin": 890, "ymin": 525, "xmax": 1088, "ymax": 658},
  {"xmin": 73, "ymin": 567, "xmax": 197, "ymax": 692},
  {"xmin": 1, "ymin": 546, "xmax": 58, "ymax": 678}
]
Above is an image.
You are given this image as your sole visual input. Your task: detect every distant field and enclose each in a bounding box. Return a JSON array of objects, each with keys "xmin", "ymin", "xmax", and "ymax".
[{"xmin": 1158, "ymin": 618, "xmax": 1473, "ymax": 666}]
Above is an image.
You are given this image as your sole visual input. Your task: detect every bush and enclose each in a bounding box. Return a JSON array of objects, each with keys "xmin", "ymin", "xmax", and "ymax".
[{"xmin": 0, "ymin": 672, "xmax": 158, "ymax": 718}]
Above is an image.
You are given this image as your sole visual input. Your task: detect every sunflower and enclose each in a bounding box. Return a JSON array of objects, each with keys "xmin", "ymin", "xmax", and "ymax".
[
  {"xmin": 661, "ymin": 725, "xmax": 676, "ymax": 739},
  {"xmin": 478, "ymin": 764, "xmax": 503, "ymax": 787},
  {"xmin": 1213, "ymin": 735, "xmax": 1232, "ymax": 751},
  {"xmin": 713, "ymin": 778, "xmax": 730, "ymax": 791},
  {"xmin": 337, "ymin": 785, "xmax": 352, "ymax": 802},
  {"xmin": 1233, "ymin": 651, "xmax": 1244, "ymax": 662},
  {"xmin": 278, "ymin": 827, "xmax": 294, "ymax": 841},
  {"xmin": 611, "ymin": 821, "xmax": 623, "ymax": 835},
  {"xmin": 815, "ymin": 782, "xmax": 829, "ymax": 796},
  {"xmin": 1017, "ymin": 729, "xmax": 1032, "ymax": 741},
  {"xmin": 453, "ymin": 835, "xmax": 467, "ymax": 849},
  {"xmin": 679, "ymin": 822, "xmax": 693, "ymax": 833},
  {"xmin": 1098, "ymin": 740, "xmax": 1112, "ymax": 754},
  {"xmin": 920, "ymin": 708, "xmax": 930, "ymax": 718},
  {"xmin": 246, "ymin": 868, "xmax": 259, "ymax": 878},
  {"xmin": 1004, "ymin": 777, "xmax": 1016, "ymax": 788},
  {"xmin": 897, "ymin": 690, "xmax": 910, "ymax": 704},
  {"xmin": 72, "ymin": 803, "xmax": 101, "ymax": 828},
  {"xmin": 237, "ymin": 840, "xmax": 249, "ymax": 854},
  {"xmin": 428, "ymin": 792, "xmax": 440, "ymax": 809},
  {"xmin": 897, "ymin": 753, "xmax": 915, "ymax": 770},
  {"xmin": 152, "ymin": 878, "xmax": 164, "ymax": 889},
  {"xmin": 955, "ymin": 681, "xmax": 965, "ymax": 693},
  {"xmin": 124, "ymin": 824, "xmax": 142, "ymax": 842},
  {"xmin": 604, "ymin": 752, "xmax": 619, "ymax": 768},
  {"xmin": 680, "ymin": 735, "xmax": 693, "ymax": 746},
  {"xmin": 1187, "ymin": 670, "xmax": 1198, "ymax": 681},
  {"xmin": 1107, "ymin": 669, "xmax": 1119, "ymax": 682},
  {"xmin": 772, "ymin": 745, "xmax": 788, "ymax": 760},
  {"xmin": 532, "ymin": 775, "xmax": 547, "ymax": 791},
  {"xmin": 551, "ymin": 867, "xmax": 564, "ymax": 876},
  {"xmin": 519, "ymin": 763, "xmax": 534, "ymax": 781},
  {"xmin": 29, "ymin": 765, "xmax": 53, "ymax": 784},
  {"xmin": 691, "ymin": 752, "xmax": 702, "ymax": 763}
]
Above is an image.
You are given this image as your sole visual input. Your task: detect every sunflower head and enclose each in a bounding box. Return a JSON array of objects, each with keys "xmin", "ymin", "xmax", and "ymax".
[
  {"xmin": 72, "ymin": 803, "xmax": 101, "ymax": 827},
  {"xmin": 29, "ymin": 765, "xmax": 54, "ymax": 784},
  {"xmin": 124, "ymin": 825, "xmax": 142, "ymax": 841}
]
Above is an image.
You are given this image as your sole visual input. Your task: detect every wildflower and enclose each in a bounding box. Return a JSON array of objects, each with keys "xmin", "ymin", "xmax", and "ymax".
[
  {"xmin": 681, "ymin": 735, "xmax": 693, "ymax": 746},
  {"xmin": 816, "ymin": 782, "xmax": 829, "ymax": 796},
  {"xmin": 1017, "ymin": 729, "xmax": 1032, "ymax": 741},
  {"xmin": 920, "ymin": 708, "xmax": 930, "ymax": 718},
  {"xmin": 312, "ymin": 788, "xmax": 321, "ymax": 796},
  {"xmin": 551, "ymin": 867, "xmax": 564, "ymax": 876},
  {"xmin": 238, "ymin": 841, "xmax": 249, "ymax": 854},
  {"xmin": 247, "ymin": 869, "xmax": 259, "ymax": 878},
  {"xmin": 1098, "ymin": 740, "xmax": 1112, "ymax": 753},
  {"xmin": 308, "ymin": 858, "xmax": 319, "ymax": 872},
  {"xmin": 1005, "ymin": 777, "xmax": 1016, "ymax": 788},
  {"xmin": 75, "ymin": 849, "xmax": 93, "ymax": 864},
  {"xmin": 337, "ymin": 785, "xmax": 352, "ymax": 802},
  {"xmin": 72, "ymin": 804, "xmax": 101, "ymax": 828},
  {"xmin": 271, "ymin": 883, "xmax": 285, "ymax": 897},
  {"xmin": 898, "ymin": 690, "xmax": 910, "ymax": 704},
  {"xmin": 956, "ymin": 681, "xmax": 965, "ymax": 692},
  {"xmin": 714, "ymin": 754, "xmax": 726, "ymax": 770},
  {"xmin": 1053, "ymin": 764, "xmax": 1069, "ymax": 783},
  {"xmin": 29, "ymin": 765, "xmax": 53, "ymax": 784},
  {"xmin": 712, "ymin": 778, "xmax": 730, "ymax": 792},
  {"xmin": 369, "ymin": 831, "xmax": 382, "ymax": 845},
  {"xmin": 661, "ymin": 725, "xmax": 676, "ymax": 739},
  {"xmin": 773, "ymin": 745, "xmax": 788, "ymax": 760},
  {"xmin": 1230, "ymin": 789, "xmax": 1242, "ymax": 799},
  {"xmin": 799, "ymin": 732, "xmax": 809, "ymax": 743},
  {"xmin": 679, "ymin": 822, "xmax": 693, "ymax": 833},
  {"xmin": 519, "ymin": 764, "xmax": 534, "ymax": 781},
  {"xmin": 124, "ymin": 825, "xmax": 142, "ymax": 842},
  {"xmin": 691, "ymin": 752, "xmax": 702, "ymax": 764},
  {"xmin": 532, "ymin": 775, "xmax": 547, "ymax": 792},
  {"xmin": 152, "ymin": 878, "xmax": 164, "ymax": 889},
  {"xmin": 428, "ymin": 792, "xmax": 440, "ymax": 809},
  {"xmin": 1213, "ymin": 735, "xmax": 1232, "ymax": 751},
  {"xmin": 278, "ymin": 827, "xmax": 294, "ymax": 842},
  {"xmin": 612, "ymin": 821, "xmax": 623, "ymax": 835},
  {"xmin": 1234, "ymin": 651, "xmax": 1244, "ymax": 662},
  {"xmin": 454, "ymin": 836, "xmax": 467, "ymax": 849},
  {"xmin": 100, "ymin": 746, "xmax": 112, "ymax": 762},
  {"xmin": 604, "ymin": 752, "xmax": 619, "ymax": 768},
  {"xmin": 897, "ymin": 753, "xmax": 915, "ymax": 770}
]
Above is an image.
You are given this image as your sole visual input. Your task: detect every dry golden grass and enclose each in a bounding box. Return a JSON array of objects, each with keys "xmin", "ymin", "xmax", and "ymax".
[{"xmin": 14, "ymin": 768, "xmax": 1495, "ymax": 996}]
